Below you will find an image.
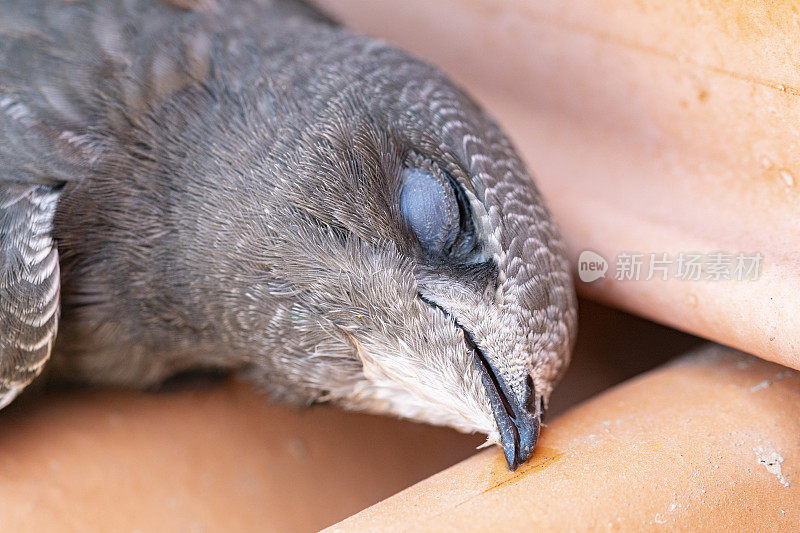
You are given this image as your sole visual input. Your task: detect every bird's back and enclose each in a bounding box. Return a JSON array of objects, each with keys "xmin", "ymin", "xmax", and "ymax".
[
  {"xmin": 0, "ymin": 0, "xmax": 346, "ymax": 388},
  {"xmin": 0, "ymin": 0, "xmax": 334, "ymax": 186}
]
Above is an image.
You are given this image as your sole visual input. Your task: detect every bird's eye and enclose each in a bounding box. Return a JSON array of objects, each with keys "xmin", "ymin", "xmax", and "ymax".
[{"xmin": 399, "ymin": 167, "xmax": 461, "ymax": 255}]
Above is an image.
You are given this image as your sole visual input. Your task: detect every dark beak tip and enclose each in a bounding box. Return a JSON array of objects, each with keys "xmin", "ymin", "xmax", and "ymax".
[
  {"xmin": 470, "ymin": 348, "xmax": 541, "ymax": 470},
  {"xmin": 501, "ymin": 440, "xmax": 519, "ymax": 471},
  {"xmin": 512, "ymin": 415, "xmax": 540, "ymax": 468},
  {"xmin": 517, "ymin": 413, "xmax": 541, "ymax": 459},
  {"xmin": 496, "ymin": 410, "xmax": 541, "ymax": 471}
]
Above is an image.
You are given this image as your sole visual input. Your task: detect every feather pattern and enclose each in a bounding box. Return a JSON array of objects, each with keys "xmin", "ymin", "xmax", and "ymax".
[{"xmin": 0, "ymin": 184, "xmax": 60, "ymax": 407}]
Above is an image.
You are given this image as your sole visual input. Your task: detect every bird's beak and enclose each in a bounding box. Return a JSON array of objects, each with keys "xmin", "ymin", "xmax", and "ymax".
[
  {"xmin": 472, "ymin": 350, "xmax": 540, "ymax": 471},
  {"xmin": 417, "ymin": 292, "xmax": 541, "ymax": 469}
]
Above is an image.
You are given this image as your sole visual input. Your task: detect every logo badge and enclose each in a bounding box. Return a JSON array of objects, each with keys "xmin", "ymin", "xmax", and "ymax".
[{"xmin": 578, "ymin": 250, "xmax": 608, "ymax": 282}]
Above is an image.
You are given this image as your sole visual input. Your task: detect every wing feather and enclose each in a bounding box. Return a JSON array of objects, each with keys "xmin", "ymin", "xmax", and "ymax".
[{"xmin": 0, "ymin": 183, "xmax": 61, "ymax": 407}]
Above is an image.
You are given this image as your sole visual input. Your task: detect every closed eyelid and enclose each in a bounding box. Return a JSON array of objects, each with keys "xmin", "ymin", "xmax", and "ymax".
[{"xmin": 399, "ymin": 166, "xmax": 460, "ymax": 254}]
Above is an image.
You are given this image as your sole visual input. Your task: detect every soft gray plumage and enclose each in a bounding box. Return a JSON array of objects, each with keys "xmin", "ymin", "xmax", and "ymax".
[{"xmin": 0, "ymin": 0, "xmax": 577, "ymax": 469}]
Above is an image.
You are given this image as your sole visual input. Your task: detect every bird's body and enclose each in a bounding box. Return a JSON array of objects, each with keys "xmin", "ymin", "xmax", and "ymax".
[{"xmin": 0, "ymin": 0, "xmax": 576, "ymax": 468}]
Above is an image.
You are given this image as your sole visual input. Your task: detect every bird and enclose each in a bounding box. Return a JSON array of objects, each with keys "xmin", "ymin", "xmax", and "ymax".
[{"xmin": 0, "ymin": 0, "xmax": 577, "ymax": 470}]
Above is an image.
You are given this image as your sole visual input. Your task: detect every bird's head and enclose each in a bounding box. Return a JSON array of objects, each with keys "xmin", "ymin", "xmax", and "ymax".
[{"xmin": 183, "ymin": 36, "xmax": 578, "ymax": 470}]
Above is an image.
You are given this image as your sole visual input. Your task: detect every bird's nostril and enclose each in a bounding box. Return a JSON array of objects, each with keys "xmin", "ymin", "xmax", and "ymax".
[{"xmin": 524, "ymin": 374, "xmax": 537, "ymax": 414}]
